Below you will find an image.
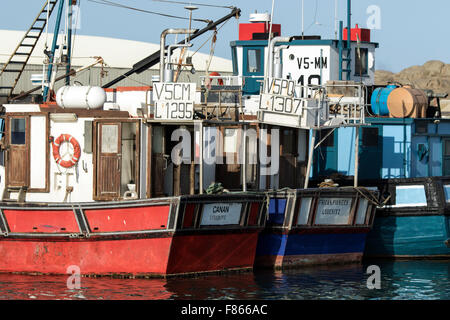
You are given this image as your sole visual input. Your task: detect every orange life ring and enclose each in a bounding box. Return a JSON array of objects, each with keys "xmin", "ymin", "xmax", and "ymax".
[
  {"xmin": 52, "ymin": 134, "xmax": 81, "ymax": 168},
  {"xmin": 205, "ymin": 71, "xmax": 224, "ymax": 88}
]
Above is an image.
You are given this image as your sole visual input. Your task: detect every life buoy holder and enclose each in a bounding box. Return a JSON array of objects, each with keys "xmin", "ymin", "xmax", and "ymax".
[
  {"xmin": 52, "ymin": 134, "xmax": 81, "ymax": 168},
  {"xmin": 205, "ymin": 71, "xmax": 224, "ymax": 88}
]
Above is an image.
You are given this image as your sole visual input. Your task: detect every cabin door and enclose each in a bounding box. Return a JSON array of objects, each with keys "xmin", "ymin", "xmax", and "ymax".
[
  {"xmin": 96, "ymin": 123, "xmax": 122, "ymax": 199},
  {"xmin": 314, "ymin": 128, "xmax": 338, "ymax": 177},
  {"xmin": 6, "ymin": 116, "xmax": 29, "ymax": 188},
  {"xmin": 444, "ymin": 139, "xmax": 450, "ymax": 176},
  {"xmin": 216, "ymin": 127, "xmax": 242, "ymax": 190},
  {"xmin": 359, "ymin": 126, "xmax": 382, "ymax": 179},
  {"xmin": 151, "ymin": 125, "xmax": 167, "ymax": 197},
  {"xmin": 242, "ymin": 46, "xmax": 264, "ymax": 95}
]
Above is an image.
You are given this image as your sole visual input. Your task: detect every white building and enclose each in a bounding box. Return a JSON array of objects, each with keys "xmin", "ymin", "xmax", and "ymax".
[{"xmin": 0, "ymin": 29, "xmax": 233, "ymax": 95}]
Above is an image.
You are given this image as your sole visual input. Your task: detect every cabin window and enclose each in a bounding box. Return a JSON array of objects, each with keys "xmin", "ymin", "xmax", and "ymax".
[
  {"xmin": 415, "ymin": 121, "xmax": 428, "ymax": 134},
  {"xmin": 231, "ymin": 46, "xmax": 239, "ymax": 75},
  {"xmin": 297, "ymin": 197, "xmax": 312, "ymax": 225},
  {"xmin": 11, "ymin": 118, "xmax": 26, "ymax": 145},
  {"xmin": 101, "ymin": 124, "xmax": 119, "ymax": 153},
  {"xmin": 247, "ymin": 49, "xmax": 262, "ymax": 73},
  {"xmin": 319, "ymin": 129, "xmax": 334, "ymax": 147},
  {"xmin": 445, "ymin": 140, "xmax": 450, "ymax": 156},
  {"xmin": 362, "ymin": 127, "xmax": 378, "ymax": 147},
  {"xmin": 444, "ymin": 185, "xmax": 450, "ymax": 203},
  {"xmin": 394, "ymin": 185, "xmax": 427, "ymax": 207},
  {"xmin": 355, "ymin": 198, "xmax": 369, "ymax": 225},
  {"xmin": 355, "ymin": 48, "xmax": 368, "ymax": 76}
]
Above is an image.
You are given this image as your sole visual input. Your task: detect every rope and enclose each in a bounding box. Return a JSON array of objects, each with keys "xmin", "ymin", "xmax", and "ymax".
[
  {"xmin": 353, "ymin": 186, "xmax": 391, "ymax": 208},
  {"xmin": 205, "ymin": 182, "xmax": 225, "ymax": 194}
]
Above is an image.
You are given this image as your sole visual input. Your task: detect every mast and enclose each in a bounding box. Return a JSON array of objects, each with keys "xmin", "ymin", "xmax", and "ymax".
[
  {"xmin": 66, "ymin": 0, "xmax": 75, "ymax": 85},
  {"xmin": 43, "ymin": 0, "xmax": 66, "ymax": 101}
]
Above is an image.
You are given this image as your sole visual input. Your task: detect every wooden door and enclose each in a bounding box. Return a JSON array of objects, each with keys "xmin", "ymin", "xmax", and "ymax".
[
  {"xmin": 216, "ymin": 127, "xmax": 241, "ymax": 190},
  {"xmin": 96, "ymin": 123, "xmax": 122, "ymax": 199},
  {"xmin": 6, "ymin": 116, "xmax": 29, "ymax": 187}
]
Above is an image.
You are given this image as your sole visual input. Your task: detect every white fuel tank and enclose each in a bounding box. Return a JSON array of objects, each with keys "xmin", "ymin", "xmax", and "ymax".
[{"xmin": 56, "ymin": 86, "xmax": 106, "ymax": 109}]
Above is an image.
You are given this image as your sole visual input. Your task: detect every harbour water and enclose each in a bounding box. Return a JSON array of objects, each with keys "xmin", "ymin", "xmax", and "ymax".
[{"xmin": 0, "ymin": 260, "xmax": 448, "ymax": 300}]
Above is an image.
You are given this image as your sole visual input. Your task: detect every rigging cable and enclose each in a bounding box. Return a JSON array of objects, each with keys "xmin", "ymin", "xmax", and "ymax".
[
  {"xmin": 87, "ymin": 0, "xmax": 210, "ymax": 23},
  {"xmin": 151, "ymin": 0, "xmax": 234, "ymax": 10}
]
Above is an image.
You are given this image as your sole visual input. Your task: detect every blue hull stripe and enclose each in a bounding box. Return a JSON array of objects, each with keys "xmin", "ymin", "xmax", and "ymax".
[{"xmin": 256, "ymin": 233, "xmax": 367, "ymax": 256}]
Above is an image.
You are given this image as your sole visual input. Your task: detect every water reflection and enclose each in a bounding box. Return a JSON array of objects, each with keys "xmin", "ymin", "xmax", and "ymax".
[{"xmin": 0, "ymin": 260, "xmax": 448, "ymax": 300}]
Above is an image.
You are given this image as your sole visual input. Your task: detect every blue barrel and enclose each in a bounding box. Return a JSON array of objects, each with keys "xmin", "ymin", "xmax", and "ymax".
[{"xmin": 371, "ymin": 85, "xmax": 397, "ymax": 116}]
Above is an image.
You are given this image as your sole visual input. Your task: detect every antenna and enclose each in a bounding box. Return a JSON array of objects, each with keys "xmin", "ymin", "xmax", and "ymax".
[
  {"xmin": 334, "ymin": 0, "xmax": 338, "ymax": 39},
  {"xmin": 301, "ymin": 0, "xmax": 304, "ymax": 39},
  {"xmin": 185, "ymin": 5, "xmax": 198, "ymax": 43},
  {"xmin": 268, "ymin": 0, "xmax": 275, "ymax": 43}
]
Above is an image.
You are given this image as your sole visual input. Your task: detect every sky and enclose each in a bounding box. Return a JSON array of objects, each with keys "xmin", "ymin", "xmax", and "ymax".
[{"xmin": 0, "ymin": 0, "xmax": 449, "ymax": 73}]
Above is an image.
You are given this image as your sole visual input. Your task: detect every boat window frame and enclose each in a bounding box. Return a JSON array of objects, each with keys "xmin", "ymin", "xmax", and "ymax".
[
  {"xmin": 93, "ymin": 118, "xmax": 141, "ymax": 201},
  {"xmin": 392, "ymin": 185, "xmax": 428, "ymax": 208},
  {"xmin": 4, "ymin": 113, "xmax": 50, "ymax": 193},
  {"xmin": 354, "ymin": 47, "xmax": 368, "ymax": 76}
]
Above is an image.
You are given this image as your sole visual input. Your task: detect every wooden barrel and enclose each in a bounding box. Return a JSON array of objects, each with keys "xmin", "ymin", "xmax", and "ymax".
[{"xmin": 387, "ymin": 86, "xmax": 428, "ymax": 118}]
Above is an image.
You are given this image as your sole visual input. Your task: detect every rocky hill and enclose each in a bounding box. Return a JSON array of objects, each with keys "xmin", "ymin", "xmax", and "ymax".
[{"xmin": 375, "ymin": 60, "xmax": 450, "ymax": 96}]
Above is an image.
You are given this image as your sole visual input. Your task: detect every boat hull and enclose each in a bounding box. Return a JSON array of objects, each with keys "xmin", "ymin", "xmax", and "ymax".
[
  {"xmin": 254, "ymin": 188, "xmax": 376, "ymax": 269},
  {"xmin": 255, "ymin": 231, "xmax": 368, "ymax": 268},
  {"xmin": 0, "ymin": 194, "xmax": 266, "ymax": 277},
  {"xmin": 365, "ymin": 214, "xmax": 450, "ymax": 259}
]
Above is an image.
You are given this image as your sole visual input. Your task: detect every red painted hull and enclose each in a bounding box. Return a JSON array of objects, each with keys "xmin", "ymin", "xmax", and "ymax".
[
  {"xmin": 0, "ymin": 232, "xmax": 260, "ymax": 276},
  {"xmin": 168, "ymin": 232, "xmax": 259, "ymax": 275},
  {"xmin": 0, "ymin": 195, "xmax": 266, "ymax": 277},
  {"xmin": 0, "ymin": 236, "xmax": 173, "ymax": 275}
]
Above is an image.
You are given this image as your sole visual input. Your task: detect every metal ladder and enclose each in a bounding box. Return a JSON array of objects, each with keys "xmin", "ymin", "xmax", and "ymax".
[
  {"xmin": 338, "ymin": 21, "xmax": 352, "ymax": 81},
  {"xmin": 341, "ymin": 46, "xmax": 352, "ymax": 80},
  {"xmin": 0, "ymin": 0, "xmax": 59, "ymax": 99}
]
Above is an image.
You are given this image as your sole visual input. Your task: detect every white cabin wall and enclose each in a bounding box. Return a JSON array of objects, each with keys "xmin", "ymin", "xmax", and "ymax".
[
  {"xmin": 25, "ymin": 118, "xmax": 95, "ymax": 203},
  {"xmin": 329, "ymin": 47, "xmax": 341, "ymax": 81},
  {"xmin": 116, "ymin": 90, "xmax": 150, "ymax": 117},
  {"xmin": 282, "ymin": 46, "xmax": 332, "ymax": 85},
  {"xmin": 29, "ymin": 116, "xmax": 46, "ymax": 189}
]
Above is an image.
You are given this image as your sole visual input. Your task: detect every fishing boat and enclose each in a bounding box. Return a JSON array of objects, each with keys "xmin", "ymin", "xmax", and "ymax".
[
  {"xmin": 312, "ymin": 117, "xmax": 450, "ymax": 259},
  {"xmin": 301, "ymin": 5, "xmax": 450, "ymax": 258},
  {"xmin": 0, "ymin": 1, "xmax": 269, "ymax": 277},
  {"xmin": 225, "ymin": 6, "xmax": 379, "ymax": 269}
]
